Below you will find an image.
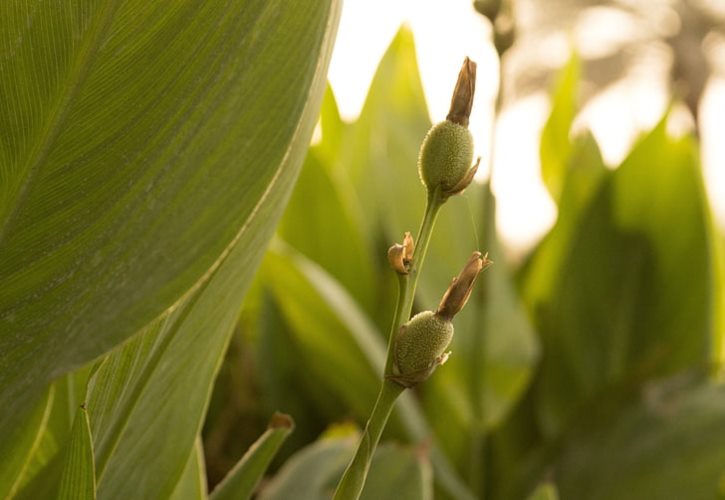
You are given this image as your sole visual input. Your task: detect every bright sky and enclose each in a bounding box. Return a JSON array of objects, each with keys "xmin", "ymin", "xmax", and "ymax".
[{"xmin": 327, "ymin": 0, "xmax": 725, "ymax": 253}]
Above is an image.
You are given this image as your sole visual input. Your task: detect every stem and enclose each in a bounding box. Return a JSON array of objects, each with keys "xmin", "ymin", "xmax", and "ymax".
[
  {"xmin": 334, "ymin": 190, "xmax": 444, "ymax": 500},
  {"xmin": 384, "ymin": 189, "xmax": 444, "ymax": 375},
  {"xmin": 333, "ymin": 380, "xmax": 404, "ymax": 500}
]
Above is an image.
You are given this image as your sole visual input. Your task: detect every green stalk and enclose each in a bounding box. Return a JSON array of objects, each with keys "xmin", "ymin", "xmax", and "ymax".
[
  {"xmin": 333, "ymin": 191, "xmax": 444, "ymax": 500},
  {"xmin": 332, "ymin": 380, "xmax": 403, "ymax": 499},
  {"xmin": 384, "ymin": 190, "xmax": 443, "ymax": 373}
]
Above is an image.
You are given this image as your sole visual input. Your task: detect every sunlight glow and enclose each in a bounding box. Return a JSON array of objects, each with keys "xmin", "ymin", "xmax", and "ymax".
[{"xmin": 327, "ymin": 0, "xmax": 725, "ymax": 251}]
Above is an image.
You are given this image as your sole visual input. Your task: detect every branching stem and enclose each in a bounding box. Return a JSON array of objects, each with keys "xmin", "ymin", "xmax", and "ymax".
[{"xmin": 333, "ymin": 189, "xmax": 444, "ymax": 500}]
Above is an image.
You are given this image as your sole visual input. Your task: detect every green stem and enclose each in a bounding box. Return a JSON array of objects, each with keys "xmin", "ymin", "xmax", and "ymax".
[
  {"xmin": 333, "ymin": 380, "xmax": 404, "ymax": 500},
  {"xmin": 334, "ymin": 190, "xmax": 444, "ymax": 500},
  {"xmin": 384, "ymin": 189, "xmax": 443, "ymax": 375}
]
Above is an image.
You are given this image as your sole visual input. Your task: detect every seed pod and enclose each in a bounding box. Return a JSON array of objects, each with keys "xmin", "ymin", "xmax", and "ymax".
[
  {"xmin": 390, "ymin": 311, "xmax": 454, "ymax": 388},
  {"xmin": 418, "ymin": 58, "xmax": 479, "ymax": 198},
  {"xmin": 418, "ymin": 121, "xmax": 476, "ymax": 196}
]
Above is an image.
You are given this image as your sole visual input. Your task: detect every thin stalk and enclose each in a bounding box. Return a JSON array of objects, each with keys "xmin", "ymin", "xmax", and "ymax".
[
  {"xmin": 332, "ymin": 380, "xmax": 403, "ymax": 499},
  {"xmin": 384, "ymin": 190, "xmax": 444, "ymax": 374},
  {"xmin": 334, "ymin": 190, "xmax": 444, "ymax": 500}
]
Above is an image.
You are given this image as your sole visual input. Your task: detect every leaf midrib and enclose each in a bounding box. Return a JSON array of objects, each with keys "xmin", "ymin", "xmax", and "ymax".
[{"xmin": 0, "ymin": 2, "xmax": 120, "ymax": 244}]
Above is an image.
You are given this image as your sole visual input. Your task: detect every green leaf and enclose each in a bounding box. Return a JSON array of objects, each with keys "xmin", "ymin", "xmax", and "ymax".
[
  {"xmin": 277, "ymin": 150, "xmax": 378, "ymax": 314},
  {"xmin": 526, "ymin": 483, "xmax": 559, "ymax": 500},
  {"xmin": 556, "ymin": 381, "xmax": 725, "ymax": 500},
  {"xmin": 259, "ymin": 432, "xmax": 355, "ymax": 500},
  {"xmin": 540, "ymin": 54, "xmax": 580, "ymax": 202},
  {"xmin": 359, "ymin": 444, "xmax": 433, "ymax": 500},
  {"xmin": 340, "ymin": 27, "xmax": 431, "ymax": 244},
  {"xmin": 169, "ymin": 438, "xmax": 207, "ymax": 500},
  {"xmin": 258, "ymin": 433, "xmax": 431, "ymax": 500},
  {"xmin": 84, "ymin": 209, "xmax": 301, "ymax": 500},
  {"xmin": 12, "ymin": 368, "xmax": 92, "ymax": 496},
  {"xmin": 210, "ymin": 413, "xmax": 294, "ymax": 500},
  {"xmin": 57, "ymin": 406, "xmax": 95, "ymax": 500},
  {"xmin": 262, "ymin": 243, "xmax": 381, "ymax": 420},
  {"xmin": 525, "ymin": 119, "xmax": 718, "ymax": 436},
  {"xmin": 0, "ymin": 0, "xmax": 341, "ymax": 448},
  {"xmin": 0, "ymin": 386, "xmax": 52, "ymax": 499}
]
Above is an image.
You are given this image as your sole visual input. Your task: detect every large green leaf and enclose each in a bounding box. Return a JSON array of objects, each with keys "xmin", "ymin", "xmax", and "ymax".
[
  {"xmin": 556, "ymin": 381, "xmax": 725, "ymax": 500},
  {"xmin": 57, "ymin": 406, "xmax": 95, "ymax": 500},
  {"xmin": 524, "ymin": 119, "xmax": 718, "ymax": 437},
  {"xmin": 0, "ymin": 0, "xmax": 340, "ymax": 452},
  {"xmin": 82, "ymin": 171, "xmax": 323, "ymax": 500}
]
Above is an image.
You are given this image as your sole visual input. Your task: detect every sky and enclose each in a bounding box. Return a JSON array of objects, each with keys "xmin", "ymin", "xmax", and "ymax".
[{"xmin": 325, "ymin": 0, "xmax": 725, "ymax": 254}]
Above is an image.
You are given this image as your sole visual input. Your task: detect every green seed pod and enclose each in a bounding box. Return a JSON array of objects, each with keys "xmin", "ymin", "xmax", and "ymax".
[
  {"xmin": 391, "ymin": 311, "xmax": 454, "ymax": 387},
  {"xmin": 418, "ymin": 121, "xmax": 475, "ymax": 195}
]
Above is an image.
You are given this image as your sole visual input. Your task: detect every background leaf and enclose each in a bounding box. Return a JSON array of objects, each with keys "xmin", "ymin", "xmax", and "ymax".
[
  {"xmin": 258, "ymin": 432, "xmax": 431, "ymax": 500},
  {"xmin": 556, "ymin": 380, "xmax": 725, "ymax": 500},
  {"xmin": 210, "ymin": 413, "xmax": 294, "ymax": 500},
  {"xmin": 169, "ymin": 439, "xmax": 207, "ymax": 500},
  {"xmin": 0, "ymin": 387, "xmax": 52, "ymax": 498},
  {"xmin": 539, "ymin": 54, "xmax": 580, "ymax": 203},
  {"xmin": 57, "ymin": 406, "xmax": 95, "ymax": 500},
  {"xmin": 0, "ymin": 0, "xmax": 341, "ymax": 450}
]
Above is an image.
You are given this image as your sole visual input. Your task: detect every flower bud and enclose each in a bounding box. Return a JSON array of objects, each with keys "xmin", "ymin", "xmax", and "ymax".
[
  {"xmin": 390, "ymin": 311, "xmax": 454, "ymax": 388},
  {"xmin": 437, "ymin": 251, "xmax": 491, "ymax": 320},
  {"xmin": 388, "ymin": 252, "xmax": 492, "ymax": 388},
  {"xmin": 418, "ymin": 58, "xmax": 479, "ymax": 198}
]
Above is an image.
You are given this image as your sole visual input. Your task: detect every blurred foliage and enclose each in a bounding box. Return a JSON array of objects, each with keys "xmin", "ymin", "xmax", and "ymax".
[
  {"xmin": 507, "ymin": 0, "xmax": 725, "ymax": 124},
  {"xmin": 205, "ymin": 18, "xmax": 725, "ymax": 500}
]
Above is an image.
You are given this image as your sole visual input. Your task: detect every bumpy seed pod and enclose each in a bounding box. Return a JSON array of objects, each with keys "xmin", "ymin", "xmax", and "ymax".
[
  {"xmin": 390, "ymin": 311, "xmax": 454, "ymax": 388},
  {"xmin": 389, "ymin": 252, "xmax": 489, "ymax": 388},
  {"xmin": 418, "ymin": 121, "xmax": 475, "ymax": 195},
  {"xmin": 418, "ymin": 57, "xmax": 479, "ymax": 198}
]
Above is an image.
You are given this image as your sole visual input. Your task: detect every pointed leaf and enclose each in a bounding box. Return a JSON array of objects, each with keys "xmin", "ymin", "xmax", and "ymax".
[
  {"xmin": 169, "ymin": 438, "xmax": 208, "ymax": 500},
  {"xmin": 57, "ymin": 406, "xmax": 95, "ymax": 500},
  {"xmin": 527, "ymin": 483, "xmax": 559, "ymax": 500},
  {"xmin": 277, "ymin": 151, "xmax": 378, "ymax": 313},
  {"xmin": 258, "ymin": 433, "xmax": 355, "ymax": 500},
  {"xmin": 540, "ymin": 54, "xmax": 580, "ymax": 202},
  {"xmin": 0, "ymin": 387, "xmax": 52, "ymax": 498},
  {"xmin": 259, "ymin": 435, "xmax": 430, "ymax": 500},
  {"xmin": 210, "ymin": 413, "xmax": 294, "ymax": 500}
]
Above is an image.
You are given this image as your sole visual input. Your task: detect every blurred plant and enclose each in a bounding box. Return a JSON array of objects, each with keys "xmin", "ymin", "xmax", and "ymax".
[{"xmin": 503, "ymin": 0, "xmax": 725, "ymax": 131}]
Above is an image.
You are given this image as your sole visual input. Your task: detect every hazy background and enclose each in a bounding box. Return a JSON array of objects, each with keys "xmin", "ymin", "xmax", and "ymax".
[{"xmin": 326, "ymin": 0, "xmax": 725, "ymax": 253}]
